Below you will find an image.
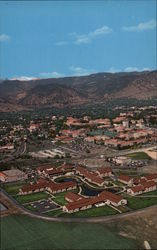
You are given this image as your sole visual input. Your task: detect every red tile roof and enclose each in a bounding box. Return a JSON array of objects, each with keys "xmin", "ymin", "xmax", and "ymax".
[
  {"xmin": 65, "ymin": 197, "xmax": 99, "ymax": 211},
  {"xmin": 21, "ymin": 180, "xmax": 77, "ymax": 193},
  {"xmin": 142, "ymin": 181, "xmax": 156, "ymax": 189},
  {"xmin": 145, "ymin": 174, "xmax": 157, "ymax": 181},
  {"xmin": 130, "ymin": 185, "xmax": 144, "ymax": 193},
  {"xmin": 76, "ymin": 166, "xmax": 104, "ymax": 185},
  {"xmin": 21, "ymin": 181, "xmax": 49, "ymax": 193},
  {"xmin": 99, "ymin": 191, "xmax": 123, "ymax": 204},
  {"xmin": 48, "ymin": 181, "xmax": 77, "ymax": 192},
  {"xmin": 64, "ymin": 191, "xmax": 125, "ymax": 212},
  {"xmin": 76, "ymin": 166, "xmax": 88, "ymax": 175},
  {"xmin": 85, "ymin": 172, "xmax": 104, "ymax": 185},
  {"xmin": 118, "ymin": 175, "xmax": 133, "ymax": 183},
  {"xmin": 96, "ymin": 167, "xmax": 112, "ymax": 175},
  {"xmin": 45, "ymin": 168, "xmax": 63, "ymax": 175},
  {"xmin": 0, "ymin": 172, "xmax": 6, "ymax": 177},
  {"xmin": 130, "ymin": 180, "xmax": 156, "ymax": 194},
  {"xmin": 36, "ymin": 165, "xmax": 54, "ymax": 172},
  {"xmin": 59, "ymin": 164, "xmax": 74, "ymax": 171},
  {"xmin": 37, "ymin": 178, "xmax": 50, "ymax": 184},
  {"xmin": 37, "ymin": 164, "xmax": 74, "ymax": 175},
  {"xmin": 133, "ymin": 177, "xmax": 147, "ymax": 185},
  {"xmin": 65, "ymin": 192, "xmax": 82, "ymax": 202}
]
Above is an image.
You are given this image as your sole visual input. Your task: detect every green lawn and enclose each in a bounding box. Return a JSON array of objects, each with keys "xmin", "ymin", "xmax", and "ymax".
[
  {"xmin": 117, "ymin": 206, "xmax": 130, "ymax": 213},
  {"xmin": 140, "ymin": 190, "xmax": 157, "ymax": 196},
  {"xmin": 112, "ymin": 180, "xmax": 125, "ymax": 187},
  {"xmin": 14, "ymin": 192, "xmax": 50, "ymax": 204},
  {"xmin": 44, "ymin": 208, "xmax": 63, "ymax": 217},
  {"xmin": 123, "ymin": 194, "xmax": 157, "ymax": 210},
  {"xmin": 1, "ymin": 215, "xmax": 137, "ymax": 250},
  {"xmin": 53, "ymin": 188, "xmax": 78, "ymax": 206},
  {"xmin": 2, "ymin": 182, "xmax": 27, "ymax": 195},
  {"xmin": 24, "ymin": 204, "xmax": 38, "ymax": 212},
  {"xmin": 61, "ymin": 205, "xmax": 118, "ymax": 218},
  {"xmin": 53, "ymin": 191, "xmax": 68, "ymax": 205},
  {"xmin": 127, "ymin": 151, "xmax": 151, "ymax": 160}
]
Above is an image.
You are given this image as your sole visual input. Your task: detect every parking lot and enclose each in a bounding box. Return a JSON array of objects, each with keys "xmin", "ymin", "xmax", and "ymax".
[
  {"xmin": 59, "ymin": 138, "xmax": 96, "ymax": 153},
  {"xmin": 29, "ymin": 199, "xmax": 59, "ymax": 213}
]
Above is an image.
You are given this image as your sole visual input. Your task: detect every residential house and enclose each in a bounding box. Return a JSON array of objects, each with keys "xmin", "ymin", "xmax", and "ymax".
[
  {"xmin": 118, "ymin": 175, "xmax": 133, "ymax": 186},
  {"xmin": 96, "ymin": 167, "xmax": 112, "ymax": 178}
]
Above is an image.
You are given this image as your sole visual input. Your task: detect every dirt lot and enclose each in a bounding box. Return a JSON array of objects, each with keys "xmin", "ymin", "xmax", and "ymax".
[
  {"xmin": 0, "ymin": 191, "xmax": 22, "ymax": 217},
  {"xmin": 108, "ymin": 206, "xmax": 157, "ymax": 249},
  {"xmin": 138, "ymin": 162, "xmax": 157, "ymax": 174}
]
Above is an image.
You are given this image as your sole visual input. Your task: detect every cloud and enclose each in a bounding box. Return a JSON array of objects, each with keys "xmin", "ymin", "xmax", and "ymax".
[
  {"xmin": 39, "ymin": 72, "xmax": 65, "ymax": 78},
  {"xmin": 11, "ymin": 76, "xmax": 38, "ymax": 81},
  {"xmin": 122, "ymin": 19, "xmax": 156, "ymax": 32},
  {"xmin": 11, "ymin": 72, "xmax": 65, "ymax": 80},
  {"xmin": 54, "ymin": 25, "xmax": 112, "ymax": 46},
  {"xmin": 107, "ymin": 66, "xmax": 152, "ymax": 73},
  {"xmin": 71, "ymin": 25, "xmax": 112, "ymax": 44},
  {"xmin": 108, "ymin": 67, "xmax": 121, "ymax": 73},
  {"xmin": 90, "ymin": 26, "xmax": 112, "ymax": 37},
  {"xmin": 0, "ymin": 34, "xmax": 10, "ymax": 42},
  {"xmin": 69, "ymin": 65, "xmax": 151, "ymax": 76},
  {"xmin": 124, "ymin": 67, "xmax": 151, "ymax": 72},
  {"xmin": 69, "ymin": 66, "xmax": 96, "ymax": 76},
  {"xmin": 54, "ymin": 41, "xmax": 68, "ymax": 46},
  {"xmin": 74, "ymin": 35, "xmax": 90, "ymax": 45}
]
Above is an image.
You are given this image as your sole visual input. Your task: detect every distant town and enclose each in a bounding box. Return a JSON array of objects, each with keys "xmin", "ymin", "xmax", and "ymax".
[{"xmin": 0, "ymin": 104, "xmax": 157, "ymax": 218}]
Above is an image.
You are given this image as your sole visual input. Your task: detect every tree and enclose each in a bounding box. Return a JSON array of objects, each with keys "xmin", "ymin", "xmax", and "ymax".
[
  {"xmin": 65, "ymin": 153, "xmax": 71, "ymax": 158},
  {"xmin": 54, "ymin": 155, "xmax": 60, "ymax": 159},
  {"xmin": 86, "ymin": 149, "xmax": 90, "ymax": 154}
]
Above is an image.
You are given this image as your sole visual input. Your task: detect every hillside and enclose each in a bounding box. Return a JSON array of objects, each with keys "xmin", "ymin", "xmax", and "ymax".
[{"xmin": 0, "ymin": 70, "xmax": 157, "ymax": 112}]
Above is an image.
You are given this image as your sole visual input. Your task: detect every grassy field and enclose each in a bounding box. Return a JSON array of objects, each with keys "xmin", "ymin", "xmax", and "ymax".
[
  {"xmin": 127, "ymin": 151, "xmax": 151, "ymax": 160},
  {"xmin": 112, "ymin": 180, "xmax": 125, "ymax": 187},
  {"xmin": 44, "ymin": 208, "xmax": 63, "ymax": 217},
  {"xmin": 124, "ymin": 195, "xmax": 157, "ymax": 210},
  {"xmin": 61, "ymin": 205, "xmax": 118, "ymax": 218},
  {"xmin": 2, "ymin": 182, "xmax": 27, "ymax": 195},
  {"xmin": 1, "ymin": 215, "xmax": 137, "ymax": 250},
  {"xmin": 140, "ymin": 190, "xmax": 157, "ymax": 196},
  {"xmin": 14, "ymin": 192, "xmax": 50, "ymax": 204},
  {"xmin": 24, "ymin": 204, "xmax": 38, "ymax": 212},
  {"xmin": 53, "ymin": 191, "xmax": 68, "ymax": 205},
  {"xmin": 116, "ymin": 205, "xmax": 130, "ymax": 213}
]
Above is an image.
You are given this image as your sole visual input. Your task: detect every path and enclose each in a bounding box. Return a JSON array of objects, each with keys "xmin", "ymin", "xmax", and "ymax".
[{"xmin": 1, "ymin": 188, "xmax": 157, "ymax": 223}]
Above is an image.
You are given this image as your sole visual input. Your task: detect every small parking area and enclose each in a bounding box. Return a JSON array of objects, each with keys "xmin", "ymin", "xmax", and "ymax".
[{"xmin": 29, "ymin": 199, "xmax": 60, "ymax": 213}]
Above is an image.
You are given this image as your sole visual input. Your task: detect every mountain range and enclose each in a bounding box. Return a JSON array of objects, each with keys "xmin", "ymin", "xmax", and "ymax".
[{"xmin": 0, "ymin": 70, "xmax": 157, "ymax": 112}]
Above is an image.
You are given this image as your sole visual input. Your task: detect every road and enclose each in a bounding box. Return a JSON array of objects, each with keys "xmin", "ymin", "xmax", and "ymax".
[
  {"xmin": 0, "ymin": 142, "xmax": 26, "ymax": 164},
  {"xmin": 119, "ymin": 145, "xmax": 157, "ymax": 157},
  {"xmin": 1, "ymin": 188, "xmax": 157, "ymax": 223},
  {"xmin": 13, "ymin": 142, "xmax": 27, "ymax": 156}
]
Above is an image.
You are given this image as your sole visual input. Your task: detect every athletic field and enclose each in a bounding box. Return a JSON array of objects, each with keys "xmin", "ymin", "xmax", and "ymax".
[{"xmin": 1, "ymin": 215, "xmax": 137, "ymax": 249}]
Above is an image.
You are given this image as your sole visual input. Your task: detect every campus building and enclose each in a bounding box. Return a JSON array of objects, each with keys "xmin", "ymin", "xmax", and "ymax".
[
  {"xmin": 19, "ymin": 179, "xmax": 50, "ymax": 195},
  {"xmin": 46, "ymin": 181, "xmax": 77, "ymax": 194},
  {"xmin": 19, "ymin": 180, "xmax": 77, "ymax": 195},
  {"xmin": 63, "ymin": 191, "xmax": 127, "ymax": 213},
  {"xmin": 0, "ymin": 172, "xmax": 7, "ymax": 182},
  {"xmin": 96, "ymin": 167, "xmax": 112, "ymax": 177},
  {"xmin": 65, "ymin": 192, "xmax": 82, "ymax": 203},
  {"xmin": 118, "ymin": 175, "xmax": 133, "ymax": 186},
  {"xmin": 76, "ymin": 166, "xmax": 104, "ymax": 186},
  {"xmin": 127, "ymin": 181, "xmax": 157, "ymax": 196},
  {"xmin": 0, "ymin": 169, "xmax": 28, "ymax": 183},
  {"xmin": 36, "ymin": 164, "xmax": 75, "ymax": 177}
]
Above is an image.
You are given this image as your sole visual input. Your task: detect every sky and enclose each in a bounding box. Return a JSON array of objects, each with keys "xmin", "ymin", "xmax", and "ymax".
[{"xmin": 0, "ymin": 0, "xmax": 156, "ymax": 80}]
